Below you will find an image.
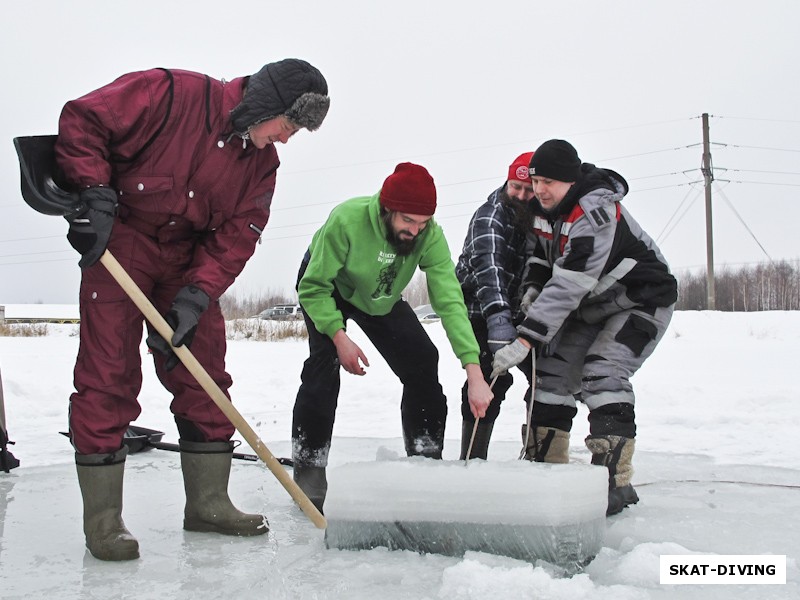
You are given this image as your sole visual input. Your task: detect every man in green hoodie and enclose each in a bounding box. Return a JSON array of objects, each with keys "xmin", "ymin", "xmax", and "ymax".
[{"xmin": 291, "ymin": 162, "xmax": 494, "ymax": 511}]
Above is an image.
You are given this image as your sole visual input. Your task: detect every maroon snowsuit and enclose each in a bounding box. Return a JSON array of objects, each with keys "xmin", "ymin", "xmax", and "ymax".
[{"xmin": 55, "ymin": 69, "xmax": 279, "ymax": 454}]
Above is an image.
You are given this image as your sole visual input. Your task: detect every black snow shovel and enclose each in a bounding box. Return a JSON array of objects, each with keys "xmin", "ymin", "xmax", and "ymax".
[
  {"xmin": 13, "ymin": 135, "xmax": 321, "ymax": 527},
  {"xmin": 59, "ymin": 425, "xmax": 294, "ymax": 465}
]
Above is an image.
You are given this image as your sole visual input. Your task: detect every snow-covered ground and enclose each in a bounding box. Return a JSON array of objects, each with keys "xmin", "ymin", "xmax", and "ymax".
[{"xmin": 1, "ymin": 310, "xmax": 798, "ymax": 599}]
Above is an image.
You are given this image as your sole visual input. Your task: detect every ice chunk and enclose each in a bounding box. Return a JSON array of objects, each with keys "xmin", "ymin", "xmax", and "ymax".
[{"xmin": 324, "ymin": 458, "xmax": 607, "ymax": 571}]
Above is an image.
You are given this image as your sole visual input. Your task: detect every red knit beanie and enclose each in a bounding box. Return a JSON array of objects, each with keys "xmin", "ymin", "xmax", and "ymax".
[
  {"xmin": 379, "ymin": 163, "xmax": 437, "ymax": 216},
  {"xmin": 508, "ymin": 152, "xmax": 534, "ymax": 182}
]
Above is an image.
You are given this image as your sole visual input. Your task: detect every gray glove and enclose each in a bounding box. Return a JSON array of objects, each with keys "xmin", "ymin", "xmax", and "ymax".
[
  {"xmin": 490, "ymin": 338, "xmax": 531, "ymax": 379},
  {"xmin": 486, "ymin": 310, "xmax": 517, "ymax": 354},
  {"xmin": 519, "ymin": 286, "xmax": 541, "ymax": 315}
]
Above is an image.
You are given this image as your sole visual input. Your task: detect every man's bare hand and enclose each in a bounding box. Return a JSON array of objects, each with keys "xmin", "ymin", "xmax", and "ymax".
[
  {"xmin": 465, "ymin": 363, "xmax": 493, "ymax": 419},
  {"xmin": 332, "ymin": 329, "xmax": 369, "ymax": 375}
]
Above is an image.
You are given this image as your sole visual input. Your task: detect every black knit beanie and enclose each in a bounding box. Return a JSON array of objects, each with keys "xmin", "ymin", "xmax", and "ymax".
[
  {"xmin": 229, "ymin": 58, "xmax": 330, "ymax": 134},
  {"xmin": 529, "ymin": 139, "xmax": 581, "ymax": 182}
]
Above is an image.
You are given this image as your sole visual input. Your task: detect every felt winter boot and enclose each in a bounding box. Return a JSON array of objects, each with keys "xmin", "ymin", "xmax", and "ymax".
[
  {"xmin": 459, "ymin": 419, "xmax": 494, "ymax": 460},
  {"xmin": 521, "ymin": 425, "xmax": 570, "ymax": 463},
  {"xmin": 180, "ymin": 440, "xmax": 269, "ymax": 536},
  {"xmin": 75, "ymin": 446, "xmax": 139, "ymax": 561},
  {"xmin": 293, "ymin": 464, "xmax": 328, "ymax": 514},
  {"xmin": 585, "ymin": 434, "xmax": 639, "ymax": 516}
]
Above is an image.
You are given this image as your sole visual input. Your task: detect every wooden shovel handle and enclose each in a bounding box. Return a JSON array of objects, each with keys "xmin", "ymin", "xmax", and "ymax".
[{"xmin": 99, "ymin": 250, "xmax": 326, "ymax": 529}]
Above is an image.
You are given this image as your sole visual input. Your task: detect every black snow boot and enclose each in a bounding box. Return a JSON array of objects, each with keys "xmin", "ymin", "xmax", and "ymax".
[
  {"xmin": 293, "ymin": 464, "xmax": 327, "ymax": 514},
  {"xmin": 459, "ymin": 419, "xmax": 494, "ymax": 460},
  {"xmin": 585, "ymin": 435, "xmax": 638, "ymax": 516},
  {"xmin": 402, "ymin": 426, "xmax": 444, "ymax": 459}
]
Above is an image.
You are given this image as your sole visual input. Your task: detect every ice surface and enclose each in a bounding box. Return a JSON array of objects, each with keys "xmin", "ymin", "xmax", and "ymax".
[{"xmin": 2, "ymin": 311, "xmax": 800, "ymax": 599}]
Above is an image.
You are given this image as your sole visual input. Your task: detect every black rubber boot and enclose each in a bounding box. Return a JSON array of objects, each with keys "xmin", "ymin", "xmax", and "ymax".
[
  {"xmin": 75, "ymin": 446, "xmax": 140, "ymax": 561},
  {"xmin": 459, "ymin": 420, "xmax": 494, "ymax": 460},
  {"xmin": 180, "ymin": 440, "xmax": 269, "ymax": 536},
  {"xmin": 585, "ymin": 435, "xmax": 638, "ymax": 516},
  {"xmin": 293, "ymin": 464, "xmax": 328, "ymax": 514}
]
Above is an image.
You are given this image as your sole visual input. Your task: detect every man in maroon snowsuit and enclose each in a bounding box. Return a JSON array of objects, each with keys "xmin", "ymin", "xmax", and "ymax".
[{"xmin": 54, "ymin": 59, "xmax": 329, "ymax": 561}]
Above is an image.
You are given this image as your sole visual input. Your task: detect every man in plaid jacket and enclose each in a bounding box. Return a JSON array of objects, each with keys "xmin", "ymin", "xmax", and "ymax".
[{"xmin": 454, "ymin": 152, "xmax": 538, "ymax": 460}]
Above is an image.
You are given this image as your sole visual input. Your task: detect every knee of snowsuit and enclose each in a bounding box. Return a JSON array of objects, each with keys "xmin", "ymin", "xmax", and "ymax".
[
  {"xmin": 530, "ymin": 401, "xmax": 578, "ymax": 432},
  {"xmin": 588, "ymin": 403, "xmax": 636, "ymax": 438}
]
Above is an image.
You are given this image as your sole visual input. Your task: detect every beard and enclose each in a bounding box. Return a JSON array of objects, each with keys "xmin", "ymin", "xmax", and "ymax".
[
  {"xmin": 381, "ymin": 209, "xmax": 419, "ymax": 256},
  {"xmin": 499, "ymin": 187, "xmax": 539, "ymax": 232}
]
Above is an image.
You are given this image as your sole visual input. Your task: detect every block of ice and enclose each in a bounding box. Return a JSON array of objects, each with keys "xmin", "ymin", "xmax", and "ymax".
[{"xmin": 324, "ymin": 458, "xmax": 608, "ymax": 571}]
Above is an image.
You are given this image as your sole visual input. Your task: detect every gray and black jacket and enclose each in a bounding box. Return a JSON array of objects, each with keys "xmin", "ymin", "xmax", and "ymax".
[
  {"xmin": 518, "ymin": 164, "xmax": 678, "ymax": 344},
  {"xmin": 455, "ymin": 186, "xmax": 529, "ymax": 320}
]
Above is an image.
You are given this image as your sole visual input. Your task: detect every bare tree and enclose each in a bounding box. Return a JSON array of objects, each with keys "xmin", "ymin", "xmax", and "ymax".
[{"xmin": 676, "ymin": 260, "xmax": 800, "ymax": 311}]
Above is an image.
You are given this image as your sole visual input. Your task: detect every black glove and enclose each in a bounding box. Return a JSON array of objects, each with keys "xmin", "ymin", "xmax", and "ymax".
[
  {"xmin": 146, "ymin": 285, "xmax": 210, "ymax": 371},
  {"xmin": 65, "ymin": 186, "xmax": 118, "ymax": 268}
]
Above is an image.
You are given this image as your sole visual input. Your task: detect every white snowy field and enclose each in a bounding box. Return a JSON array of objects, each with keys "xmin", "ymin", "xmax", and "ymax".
[{"xmin": 1, "ymin": 310, "xmax": 798, "ymax": 599}]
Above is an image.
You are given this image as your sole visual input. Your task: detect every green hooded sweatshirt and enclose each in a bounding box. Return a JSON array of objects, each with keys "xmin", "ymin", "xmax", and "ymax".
[{"xmin": 298, "ymin": 193, "xmax": 479, "ymax": 366}]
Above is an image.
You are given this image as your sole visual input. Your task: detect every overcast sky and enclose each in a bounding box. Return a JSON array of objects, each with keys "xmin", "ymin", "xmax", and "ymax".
[{"xmin": 1, "ymin": 1, "xmax": 798, "ymax": 304}]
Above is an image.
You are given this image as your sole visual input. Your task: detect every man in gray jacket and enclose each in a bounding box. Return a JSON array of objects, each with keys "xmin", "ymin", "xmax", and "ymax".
[{"xmin": 492, "ymin": 139, "xmax": 677, "ymax": 515}]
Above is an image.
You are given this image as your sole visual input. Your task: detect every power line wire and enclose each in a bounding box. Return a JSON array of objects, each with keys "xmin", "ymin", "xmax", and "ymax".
[
  {"xmin": 0, "ymin": 249, "xmax": 73, "ymax": 259},
  {"xmin": 712, "ymin": 142, "xmax": 800, "ymax": 153},
  {"xmin": 715, "ymin": 168, "xmax": 800, "ymax": 176},
  {"xmin": 657, "ymin": 186, "xmax": 704, "ymax": 247},
  {"xmin": 716, "ymin": 179, "xmax": 800, "ymax": 187},
  {"xmin": 712, "ymin": 183, "xmax": 773, "ymax": 263},
  {"xmin": 713, "ymin": 115, "xmax": 800, "ymax": 126},
  {"xmin": 634, "ymin": 181, "xmax": 703, "ymax": 193},
  {"xmin": 0, "ymin": 257, "xmax": 75, "ymax": 267},
  {"xmin": 598, "ymin": 145, "xmax": 695, "ymax": 162},
  {"xmin": 0, "ymin": 234, "xmax": 63, "ymax": 244}
]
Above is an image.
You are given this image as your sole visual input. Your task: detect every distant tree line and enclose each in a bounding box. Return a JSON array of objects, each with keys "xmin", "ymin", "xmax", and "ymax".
[{"xmin": 676, "ymin": 259, "xmax": 800, "ymax": 311}]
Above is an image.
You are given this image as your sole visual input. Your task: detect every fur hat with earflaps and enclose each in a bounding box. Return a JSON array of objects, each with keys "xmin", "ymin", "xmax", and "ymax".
[{"xmin": 230, "ymin": 58, "xmax": 330, "ymax": 134}]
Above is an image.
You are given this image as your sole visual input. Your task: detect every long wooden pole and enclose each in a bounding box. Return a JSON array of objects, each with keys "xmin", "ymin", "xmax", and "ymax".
[{"xmin": 98, "ymin": 250, "xmax": 326, "ymax": 529}]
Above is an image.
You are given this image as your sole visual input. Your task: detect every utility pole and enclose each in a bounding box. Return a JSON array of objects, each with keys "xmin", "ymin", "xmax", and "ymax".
[{"xmin": 701, "ymin": 113, "xmax": 716, "ymax": 310}]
